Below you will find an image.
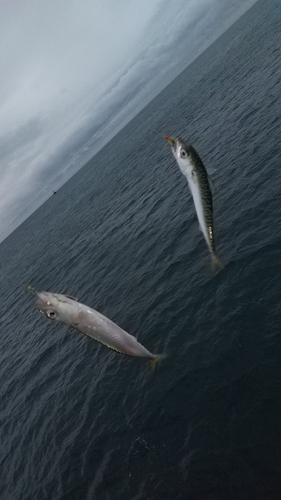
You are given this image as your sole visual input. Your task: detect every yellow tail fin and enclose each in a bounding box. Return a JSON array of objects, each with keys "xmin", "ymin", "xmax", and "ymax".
[
  {"xmin": 150, "ymin": 355, "xmax": 165, "ymax": 372},
  {"xmin": 211, "ymin": 253, "xmax": 224, "ymax": 271}
]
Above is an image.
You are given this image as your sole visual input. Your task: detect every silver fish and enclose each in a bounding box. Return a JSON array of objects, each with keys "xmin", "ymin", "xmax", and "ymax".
[
  {"xmin": 165, "ymin": 136, "xmax": 222, "ymax": 268},
  {"xmin": 32, "ymin": 289, "xmax": 163, "ymax": 369}
]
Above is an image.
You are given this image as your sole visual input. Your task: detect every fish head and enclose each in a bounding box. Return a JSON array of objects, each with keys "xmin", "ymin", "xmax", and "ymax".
[
  {"xmin": 164, "ymin": 136, "xmax": 192, "ymax": 171},
  {"xmin": 35, "ymin": 291, "xmax": 79, "ymax": 325}
]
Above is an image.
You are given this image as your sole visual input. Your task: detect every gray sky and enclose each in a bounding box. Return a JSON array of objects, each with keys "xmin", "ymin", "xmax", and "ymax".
[{"xmin": 0, "ymin": 0, "xmax": 257, "ymax": 241}]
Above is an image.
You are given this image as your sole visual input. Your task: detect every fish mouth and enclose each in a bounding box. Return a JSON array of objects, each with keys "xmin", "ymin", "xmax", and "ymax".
[
  {"xmin": 34, "ymin": 291, "xmax": 50, "ymax": 311},
  {"xmin": 164, "ymin": 136, "xmax": 177, "ymax": 151}
]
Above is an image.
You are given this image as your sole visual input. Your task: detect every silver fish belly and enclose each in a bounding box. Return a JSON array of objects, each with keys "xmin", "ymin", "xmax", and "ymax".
[
  {"xmin": 73, "ymin": 303, "xmax": 156, "ymax": 359},
  {"xmin": 34, "ymin": 291, "xmax": 163, "ymax": 364}
]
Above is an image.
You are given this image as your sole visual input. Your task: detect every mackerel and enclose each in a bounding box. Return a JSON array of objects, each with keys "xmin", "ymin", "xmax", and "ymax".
[{"xmin": 165, "ymin": 136, "xmax": 222, "ymax": 268}]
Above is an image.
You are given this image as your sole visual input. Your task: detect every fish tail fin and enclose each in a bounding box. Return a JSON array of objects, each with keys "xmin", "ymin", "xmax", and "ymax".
[
  {"xmin": 151, "ymin": 354, "xmax": 165, "ymax": 372},
  {"xmin": 211, "ymin": 253, "xmax": 224, "ymax": 271}
]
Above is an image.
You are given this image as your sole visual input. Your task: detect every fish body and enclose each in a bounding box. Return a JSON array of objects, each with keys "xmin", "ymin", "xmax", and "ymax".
[
  {"xmin": 34, "ymin": 291, "xmax": 162, "ymax": 365},
  {"xmin": 165, "ymin": 136, "xmax": 222, "ymax": 268}
]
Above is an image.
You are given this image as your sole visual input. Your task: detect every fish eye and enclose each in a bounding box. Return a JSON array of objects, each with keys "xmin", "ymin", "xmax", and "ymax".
[
  {"xmin": 47, "ymin": 310, "xmax": 56, "ymax": 319},
  {"xmin": 180, "ymin": 149, "xmax": 188, "ymax": 159}
]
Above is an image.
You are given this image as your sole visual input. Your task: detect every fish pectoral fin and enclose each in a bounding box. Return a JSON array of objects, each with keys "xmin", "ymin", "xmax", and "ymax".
[
  {"xmin": 209, "ymin": 177, "xmax": 216, "ymax": 193},
  {"xmin": 191, "ymin": 171, "xmax": 197, "ymax": 184},
  {"xmin": 206, "ymin": 171, "xmax": 216, "ymax": 193},
  {"xmin": 72, "ymin": 322, "xmax": 83, "ymax": 331}
]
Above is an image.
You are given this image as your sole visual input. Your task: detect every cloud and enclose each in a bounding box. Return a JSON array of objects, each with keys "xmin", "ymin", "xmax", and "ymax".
[{"xmin": 0, "ymin": 0, "xmax": 257, "ymax": 240}]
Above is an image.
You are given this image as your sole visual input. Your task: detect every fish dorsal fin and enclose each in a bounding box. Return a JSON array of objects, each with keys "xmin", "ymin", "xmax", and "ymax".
[
  {"xmin": 206, "ymin": 167, "xmax": 217, "ymax": 193},
  {"xmin": 207, "ymin": 173, "xmax": 216, "ymax": 193},
  {"xmin": 66, "ymin": 295, "xmax": 78, "ymax": 301}
]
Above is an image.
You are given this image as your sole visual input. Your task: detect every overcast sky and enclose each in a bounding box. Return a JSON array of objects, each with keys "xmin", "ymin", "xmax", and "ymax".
[{"xmin": 0, "ymin": 0, "xmax": 257, "ymax": 241}]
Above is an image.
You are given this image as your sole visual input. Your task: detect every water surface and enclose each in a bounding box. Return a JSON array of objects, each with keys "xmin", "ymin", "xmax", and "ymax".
[{"xmin": 0, "ymin": 1, "xmax": 280, "ymax": 498}]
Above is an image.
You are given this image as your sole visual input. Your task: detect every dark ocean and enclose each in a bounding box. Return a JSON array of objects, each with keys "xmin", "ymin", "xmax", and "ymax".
[{"xmin": 1, "ymin": 1, "xmax": 280, "ymax": 498}]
